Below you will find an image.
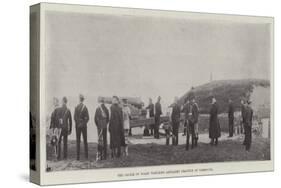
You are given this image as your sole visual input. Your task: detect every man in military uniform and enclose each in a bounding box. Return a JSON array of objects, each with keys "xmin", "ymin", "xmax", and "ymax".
[
  {"xmin": 57, "ymin": 97, "xmax": 72, "ymax": 160},
  {"xmin": 241, "ymin": 99, "xmax": 246, "ymax": 144},
  {"xmin": 74, "ymin": 94, "xmax": 89, "ymax": 160},
  {"xmin": 181, "ymin": 97, "xmax": 191, "ymax": 150},
  {"xmin": 171, "ymin": 97, "xmax": 181, "ymax": 146},
  {"xmin": 244, "ymin": 100, "xmax": 253, "ymax": 151},
  {"xmin": 190, "ymin": 97, "xmax": 199, "ymax": 148},
  {"xmin": 228, "ymin": 99, "xmax": 234, "ymax": 137},
  {"xmin": 154, "ymin": 96, "xmax": 162, "ymax": 139}
]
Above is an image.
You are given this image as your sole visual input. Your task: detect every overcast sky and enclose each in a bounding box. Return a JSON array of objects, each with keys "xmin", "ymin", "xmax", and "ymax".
[{"xmin": 45, "ymin": 11, "xmax": 271, "ymax": 111}]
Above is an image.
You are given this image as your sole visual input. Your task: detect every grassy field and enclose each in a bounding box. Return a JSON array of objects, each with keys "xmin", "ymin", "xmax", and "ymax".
[{"xmin": 47, "ymin": 136, "xmax": 270, "ymax": 171}]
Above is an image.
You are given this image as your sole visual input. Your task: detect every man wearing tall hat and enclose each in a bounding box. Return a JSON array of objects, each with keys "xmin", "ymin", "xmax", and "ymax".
[
  {"xmin": 154, "ymin": 96, "xmax": 162, "ymax": 139},
  {"xmin": 74, "ymin": 94, "xmax": 89, "ymax": 160},
  {"xmin": 244, "ymin": 100, "xmax": 253, "ymax": 151}
]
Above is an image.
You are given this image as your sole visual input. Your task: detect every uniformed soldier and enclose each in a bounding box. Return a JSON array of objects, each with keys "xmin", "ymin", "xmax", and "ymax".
[
  {"xmin": 244, "ymin": 100, "xmax": 253, "ymax": 151},
  {"xmin": 154, "ymin": 96, "xmax": 162, "ymax": 139},
  {"xmin": 181, "ymin": 97, "xmax": 191, "ymax": 150},
  {"xmin": 190, "ymin": 96, "xmax": 199, "ymax": 148},
  {"xmin": 241, "ymin": 99, "xmax": 246, "ymax": 144},
  {"xmin": 209, "ymin": 97, "xmax": 221, "ymax": 146},
  {"xmin": 228, "ymin": 99, "xmax": 234, "ymax": 137},
  {"xmin": 57, "ymin": 97, "xmax": 72, "ymax": 160},
  {"xmin": 171, "ymin": 97, "xmax": 181, "ymax": 146},
  {"xmin": 74, "ymin": 94, "xmax": 89, "ymax": 160}
]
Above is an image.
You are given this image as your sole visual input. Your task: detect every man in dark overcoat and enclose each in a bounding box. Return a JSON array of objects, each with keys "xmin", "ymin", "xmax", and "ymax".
[
  {"xmin": 109, "ymin": 96, "xmax": 125, "ymax": 158},
  {"xmin": 244, "ymin": 100, "xmax": 253, "ymax": 151},
  {"xmin": 57, "ymin": 97, "xmax": 72, "ymax": 160},
  {"xmin": 154, "ymin": 96, "xmax": 162, "ymax": 139},
  {"xmin": 74, "ymin": 94, "xmax": 89, "ymax": 160},
  {"xmin": 209, "ymin": 97, "xmax": 221, "ymax": 146},
  {"xmin": 228, "ymin": 99, "xmax": 234, "ymax": 137},
  {"xmin": 94, "ymin": 98, "xmax": 109, "ymax": 160},
  {"xmin": 171, "ymin": 97, "xmax": 181, "ymax": 146}
]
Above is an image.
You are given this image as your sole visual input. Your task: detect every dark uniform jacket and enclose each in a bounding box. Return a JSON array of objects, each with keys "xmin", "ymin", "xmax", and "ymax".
[
  {"xmin": 58, "ymin": 105, "xmax": 72, "ymax": 135},
  {"xmin": 181, "ymin": 103, "xmax": 190, "ymax": 120},
  {"xmin": 209, "ymin": 102, "xmax": 221, "ymax": 138},
  {"xmin": 171, "ymin": 103, "xmax": 181, "ymax": 124},
  {"xmin": 109, "ymin": 104, "xmax": 125, "ymax": 148},
  {"xmin": 50, "ymin": 107, "xmax": 60, "ymax": 129},
  {"xmin": 94, "ymin": 104, "xmax": 109, "ymax": 129},
  {"xmin": 74, "ymin": 103, "xmax": 89, "ymax": 128},
  {"xmin": 244, "ymin": 106, "xmax": 253, "ymax": 127},
  {"xmin": 155, "ymin": 102, "xmax": 162, "ymax": 118},
  {"xmin": 190, "ymin": 103, "xmax": 199, "ymax": 124},
  {"xmin": 146, "ymin": 103, "xmax": 154, "ymax": 117},
  {"xmin": 228, "ymin": 103, "xmax": 234, "ymax": 119}
]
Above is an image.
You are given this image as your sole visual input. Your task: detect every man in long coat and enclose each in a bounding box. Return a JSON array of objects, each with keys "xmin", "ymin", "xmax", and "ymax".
[
  {"xmin": 154, "ymin": 96, "xmax": 162, "ymax": 139},
  {"xmin": 171, "ymin": 97, "xmax": 181, "ymax": 146},
  {"xmin": 209, "ymin": 97, "xmax": 221, "ymax": 146},
  {"xmin": 57, "ymin": 97, "xmax": 72, "ymax": 160},
  {"xmin": 244, "ymin": 100, "xmax": 253, "ymax": 151},
  {"xmin": 94, "ymin": 98, "xmax": 109, "ymax": 160},
  {"xmin": 190, "ymin": 97, "xmax": 199, "ymax": 148},
  {"xmin": 74, "ymin": 94, "xmax": 89, "ymax": 160},
  {"xmin": 228, "ymin": 99, "xmax": 234, "ymax": 137},
  {"xmin": 109, "ymin": 96, "xmax": 125, "ymax": 158}
]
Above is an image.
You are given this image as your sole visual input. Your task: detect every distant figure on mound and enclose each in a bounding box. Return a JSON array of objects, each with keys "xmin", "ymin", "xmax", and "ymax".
[
  {"xmin": 189, "ymin": 96, "xmax": 199, "ymax": 148},
  {"xmin": 57, "ymin": 97, "xmax": 72, "ymax": 160},
  {"xmin": 94, "ymin": 97, "xmax": 109, "ymax": 160},
  {"xmin": 209, "ymin": 97, "xmax": 221, "ymax": 146},
  {"xmin": 109, "ymin": 96, "xmax": 125, "ymax": 158},
  {"xmin": 122, "ymin": 99, "xmax": 131, "ymax": 156},
  {"xmin": 244, "ymin": 100, "xmax": 253, "ymax": 152},
  {"xmin": 145, "ymin": 98, "xmax": 155, "ymax": 136},
  {"xmin": 228, "ymin": 99, "xmax": 234, "ymax": 137},
  {"xmin": 171, "ymin": 97, "xmax": 181, "ymax": 146},
  {"xmin": 154, "ymin": 96, "xmax": 162, "ymax": 139},
  {"xmin": 74, "ymin": 94, "xmax": 89, "ymax": 160}
]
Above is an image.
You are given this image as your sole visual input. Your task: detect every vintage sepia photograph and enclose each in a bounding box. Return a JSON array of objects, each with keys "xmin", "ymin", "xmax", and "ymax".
[
  {"xmin": 27, "ymin": 3, "xmax": 275, "ymax": 186},
  {"xmin": 42, "ymin": 7, "xmax": 272, "ymax": 173}
]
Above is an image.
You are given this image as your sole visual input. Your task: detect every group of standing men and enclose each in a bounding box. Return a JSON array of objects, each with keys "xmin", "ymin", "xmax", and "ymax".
[
  {"xmin": 170, "ymin": 96, "xmax": 199, "ymax": 150},
  {"xmin": 49, "ymin": 93, "xmax": 254, "ymax": 162},
  {"xmin": 50, "ymin": 94, "xmax": 89, "ymax": 160},
  {"xmin": 49, "ymin": 94, "xmax": 165, "ymax": 161},
  {"xmin": 170, "ymin": 95, "xmax": 253, "ymax": 152}
]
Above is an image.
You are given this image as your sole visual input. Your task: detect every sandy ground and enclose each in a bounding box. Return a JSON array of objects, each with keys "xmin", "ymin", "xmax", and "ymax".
[{"xmin": 46, "ymin": 132, "xmax": 270, "ymax": 172}]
